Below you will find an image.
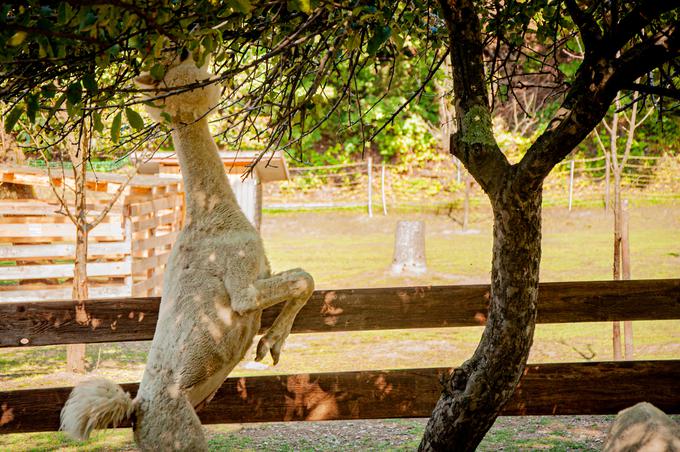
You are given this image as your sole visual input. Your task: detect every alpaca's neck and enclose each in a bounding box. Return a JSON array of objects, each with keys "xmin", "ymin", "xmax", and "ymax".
[{"xmin": 172, "ymin": 119, "xmax": 238, "ymax": 215}]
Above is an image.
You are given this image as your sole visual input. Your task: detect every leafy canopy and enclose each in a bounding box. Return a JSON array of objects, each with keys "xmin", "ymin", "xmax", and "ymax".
[{"xmin": 1, "ymin": 1, "xmax": 677, "ymax": 163}]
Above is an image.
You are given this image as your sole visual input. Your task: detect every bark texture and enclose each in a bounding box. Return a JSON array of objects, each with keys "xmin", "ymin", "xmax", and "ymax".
[{"xmin": 419, "ymin": 179, "xmax": 542, "ymax": 451}]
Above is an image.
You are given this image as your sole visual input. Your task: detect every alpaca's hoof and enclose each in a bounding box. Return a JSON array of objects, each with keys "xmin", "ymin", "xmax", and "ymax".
[{"xmin": 256, "ymin": 335, "xmax": 284, "ymax": 365}]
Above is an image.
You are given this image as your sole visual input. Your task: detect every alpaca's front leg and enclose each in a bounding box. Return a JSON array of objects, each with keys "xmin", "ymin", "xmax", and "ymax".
[
  {"xmin": 254, "ymin": 269, "xmax": 314, "ymax": 364},
  {"xmin": 227, "ymin": 269, "xmax": 314, "ymax": 364}
]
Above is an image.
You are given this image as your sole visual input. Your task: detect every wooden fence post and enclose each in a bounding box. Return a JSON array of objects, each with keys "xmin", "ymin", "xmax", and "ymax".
[
  {"xmin": 367, "ymin": 157, "xmax": 373, "ymax": 218},
  {"xmin": 622, "ymin": 199, "xmax": 633, "ymax": 359},
  {"xmin": 568, "ymin": 159, "xmax": 575, "ymax": 211},
  {"xmin": 381, "ymin": 163, "xmax": 387, "ymax": 216}
]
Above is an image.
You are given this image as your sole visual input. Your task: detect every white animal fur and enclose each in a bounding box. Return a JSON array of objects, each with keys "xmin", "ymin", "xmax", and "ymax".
[
  {"xmin": 60, "ymin": 378, "xmax": 134, "ymax": 440},
  {"xmin": 60, "ymin": 52, "xmax": 314, "ymax": 451}
]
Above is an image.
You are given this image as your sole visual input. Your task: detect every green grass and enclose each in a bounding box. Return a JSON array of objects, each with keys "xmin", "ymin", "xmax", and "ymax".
[
  {"xmin": 263, "ymin": 202, "xmax": 680, "ymax": 287},
  {"xmin": 0, "ymin": 430, "xmax": 133, "ymax": 452}
]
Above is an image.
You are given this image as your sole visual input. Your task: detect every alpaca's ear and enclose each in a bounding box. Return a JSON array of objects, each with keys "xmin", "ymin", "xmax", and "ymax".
[{"xmin": 134, "ymin": 73, "xmax": 156, "ymax": 89}]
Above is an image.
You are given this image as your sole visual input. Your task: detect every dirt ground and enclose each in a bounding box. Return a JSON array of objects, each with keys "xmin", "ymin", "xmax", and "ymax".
[{"xmin": 206, "ymin": 416, "xmax": 613, "ymax": 451}]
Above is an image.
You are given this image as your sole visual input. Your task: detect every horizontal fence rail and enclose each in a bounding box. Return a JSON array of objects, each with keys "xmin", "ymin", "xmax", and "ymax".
[
  {"xmin": 1, "ymin": 279, "xmax": 678, "ymax": 348},
  {"xmin": 1, "ymin": 360, "xmax": 678, "ymax": 433}
]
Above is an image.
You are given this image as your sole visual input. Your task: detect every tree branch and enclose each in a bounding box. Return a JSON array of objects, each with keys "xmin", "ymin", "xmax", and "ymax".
[
  {"xmin": 516, "ymin": 22, "xmax": 679, "ymax": 189},
  {"xmin": 610, "ymin": 0, "xmax": 680, "ymax": 52},
  {"xmin": 627, "ymin": 82, "xmax": 680, "ymax": 101},
  {"xmin": 437, "ymin": 0, "xmax": 509, "ymax": 197},
  {"xmin": 564, "ymin": 0, "xmax": 602, "ymax": 52}
]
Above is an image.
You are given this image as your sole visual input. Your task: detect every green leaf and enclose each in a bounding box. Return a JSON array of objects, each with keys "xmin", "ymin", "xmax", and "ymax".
[
  {"xmin": 41, "ymin": 83, "xmax": 57, "ymax": 99},
  {"xmin": 125, "ymin": 107, "xmax": 144, "ymax": 130},
  {"xmin": 160, "ymin": 111, "xmax": 173, "ymax": 124},
  {"xmin": 78, "ymin": 10, "xmax": 98, "ymax": 32},
  {"xmin": 4, "ymin": 105, "xmax": 24, "ymax": 133},
  {"xmin": 367, "ymin": 26, "xmax": 391, "ymax": 56},
  {"xmin": 287, "ymin": 0, "xmax": 311, "ymax": 14},
  {"xmin": 26, "ymin": 94, "xmax": 39, "ymax": 124},
  {"xmin": 202, "ymin": 35, "xmax": 215, "ymax": 52},
  {"xmin": 66, "ymin": 100, "xmax": 80, "ymax": 117},
  {"xmin": 58, "ymin": 3, "xmax": 73, "ymax": 24},
  {"xmin": 8, "ymin": 31, "xmax": 27, "ymax": 47},
  {"xmin": 111, "ymin": 112, "xmax": 122, "ymax": 143},
  {"xmin": 66, "ymin": 82, "xmax": 82, "ymax": 105},
  {"xmin": 92, "ymin": 111, "xmax": 104, "ymax": 133},
  {"xmin": 82, "ymin": 74, "xmax": 98, "ymax": 95},
  {"xmin": 228, "ymin": 0, "xmax": 253, "ymax": 14},
  {"xmin": 150, "ymin": 63, "xmax": 166, "ymax": 81}
]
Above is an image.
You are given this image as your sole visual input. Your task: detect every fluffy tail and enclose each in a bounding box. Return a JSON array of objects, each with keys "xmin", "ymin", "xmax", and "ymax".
[{"xmin": 60, "ymin": 378, "xmax": 135, "ymax": 440}]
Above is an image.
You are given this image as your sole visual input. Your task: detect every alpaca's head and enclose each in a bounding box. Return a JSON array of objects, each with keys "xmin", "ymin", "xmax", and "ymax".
[{"xmin": 134, "ymin": 52, "xmax": 221, "ymax": 125}]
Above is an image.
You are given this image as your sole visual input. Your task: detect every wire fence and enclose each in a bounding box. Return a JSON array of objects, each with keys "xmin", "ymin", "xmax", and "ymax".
[
  {"xmin": 264, "ymin": 154, "xmax": 680, "ymax": 213},
  {"xmin": 27, "ymin": 157, "xmax": 131, "ymax": 172}
]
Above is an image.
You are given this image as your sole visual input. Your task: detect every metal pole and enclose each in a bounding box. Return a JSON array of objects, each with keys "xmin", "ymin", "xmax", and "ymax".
[
  {"xmin": 568, "ymin": 159, "xmax": 575, "ymax": 211},
  {"xmin": 367, "ymin": 157, "xmax": 373, "ymax": 218},
  {"xmin": 381, "ymin": 163, "xmax": 387, "ymax": 215}
]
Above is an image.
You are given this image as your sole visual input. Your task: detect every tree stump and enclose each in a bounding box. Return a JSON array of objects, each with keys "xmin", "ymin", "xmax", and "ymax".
[{"xmin": 391, "ymin": 220, "xmax": 427, "ymax": 275}]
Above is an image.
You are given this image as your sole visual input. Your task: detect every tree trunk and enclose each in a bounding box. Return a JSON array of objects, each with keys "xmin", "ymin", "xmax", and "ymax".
[
  {"xmin": 66, "ymin": 140, "xmax": 89, "ymax": 373},
  {"xmin": 419, "ymin": 182, "xmax": 542, "ymax": 451},
  {"xmin": 66, "ymin": 221, "xmax": 89, "ymax": 373}
]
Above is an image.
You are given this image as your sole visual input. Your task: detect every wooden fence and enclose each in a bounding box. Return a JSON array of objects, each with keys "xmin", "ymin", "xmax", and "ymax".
[
  {"xmin": 0, "ymin": 166, "xmax": 184, "ymax": 301},
  {"xmin": 1, "ymin": 279, "xmax": 679, "ymax": 433}
]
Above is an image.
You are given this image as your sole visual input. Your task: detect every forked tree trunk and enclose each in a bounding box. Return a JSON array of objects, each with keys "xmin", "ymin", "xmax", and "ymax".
[
  {"xmin": 419, "ymin": 183, "xmax": 542, "ymax": 450},
  {"xmin": 420, "ymin": 0, "xmax": 675, "ymax": 446}
]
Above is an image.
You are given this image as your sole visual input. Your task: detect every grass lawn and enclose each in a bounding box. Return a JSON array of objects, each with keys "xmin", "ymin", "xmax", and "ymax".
[{"xmin": 1, "ymin": 201, "xmax": 678, "ymax": 450}]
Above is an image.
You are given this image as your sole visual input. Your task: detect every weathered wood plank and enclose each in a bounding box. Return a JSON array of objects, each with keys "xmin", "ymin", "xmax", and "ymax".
[
  {"xmin": 131, "ymin": 211, "xmax": 180, "ymax": 233},
  {"xmin": 0, "ymin": 280, "xmax": 678, "ymax": 348},
  {"xmin": 131, "ymin": 231, "xmax": 178, "ymax": 254},
  {"xmin": 0, "ymin": 201, "xmax": 123, "ymax": 216},
  {"xmin": 1, "ymin": 360, "xmax": 677, "ymax": 433},
  {"xmin": 128, "ymin": 194, "xmax": 183, "ymax": 217},
  {"xmin": 131, "ymin": 274, "xmax": 164, "ymax": 295},
  {"xmin": 0, "ymin": 222, "xmax": 123, "ymax": 239},
  {"xmin": 131, "ymin": 252, "xmax": 170, "ymax": 275},
  {"xmin": 0, "ymin": 285, "xmax": 131, "ymax": 303},
  {"xmin": 0, "ymin": 297, "xmax": 157, "ymax": 345},
  {"xmin": 0, "ymin": 242, "xmax": 129, "ymax": 260},
  {"xmin": 0, "ymin": 261, "xmax": 131, "ymax": 281}
]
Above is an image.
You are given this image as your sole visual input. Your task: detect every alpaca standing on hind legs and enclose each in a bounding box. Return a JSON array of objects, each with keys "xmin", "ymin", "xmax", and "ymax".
[{"xmin": 60, "ymin": 52, "xmax": 314, "ymax": 451}]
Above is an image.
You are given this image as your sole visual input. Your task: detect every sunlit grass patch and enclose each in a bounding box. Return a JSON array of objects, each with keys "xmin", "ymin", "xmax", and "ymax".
[{"xmin": 0, "ymin": 429, "xmax": 134, "ymax": 452}]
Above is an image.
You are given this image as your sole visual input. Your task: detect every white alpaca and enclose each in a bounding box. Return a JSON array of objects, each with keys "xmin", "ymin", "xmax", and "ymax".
[{"xmin": 61, "ymin": 53, "xmax": 314, "ymax": 451}]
